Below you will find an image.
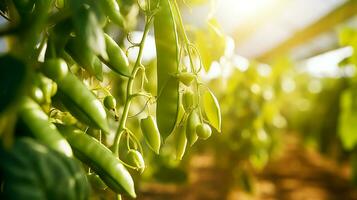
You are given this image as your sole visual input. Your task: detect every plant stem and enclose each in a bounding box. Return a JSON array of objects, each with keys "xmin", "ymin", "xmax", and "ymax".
[
  {"xmin": 172, "ymin": 0, "xmax": 196, "ymax": 73},
  {"xmin": 172, "ymin": 1, "xmax": 204, "ymax": 121},
  {"xmin": 113, "ymin": 16, "xmax": 153, "ymax": 156}
]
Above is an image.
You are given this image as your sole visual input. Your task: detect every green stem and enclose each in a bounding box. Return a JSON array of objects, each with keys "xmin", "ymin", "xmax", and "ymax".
[
  {"xmin": 113, "ymin": 16, "xmax": 153, "ymax": 156},
  {"xmin": 130, "ymin": 92, "xmax": 152, "ymax": 100},
  {"xmin": 172, "ymin": 0, "xmax": 196, "ymax": 73},
  {"xmin": 196, "ymin": 80, "xmax": 204, "ymax": 123},
  {"xmin": 172, "ymin": 1, "xmax": 203, "ymax": 121}
]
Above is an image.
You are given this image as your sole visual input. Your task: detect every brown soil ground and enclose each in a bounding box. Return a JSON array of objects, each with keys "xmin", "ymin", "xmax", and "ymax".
[{"xmin": 137, "ymin": 137, "xmax": 357, "ymax": 200}]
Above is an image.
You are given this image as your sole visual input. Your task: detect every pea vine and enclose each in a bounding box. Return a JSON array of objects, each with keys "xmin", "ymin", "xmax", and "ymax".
[{"xmin": 0, "ymin": 0, "xmax": 221, "ymax": 198}]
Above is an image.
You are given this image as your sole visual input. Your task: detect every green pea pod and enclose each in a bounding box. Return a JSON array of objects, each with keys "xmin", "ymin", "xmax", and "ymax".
[
  {"xmin": 126, "ymin": 150, "xmax": 145, "ymax": 173},
  {"xmin": 65, "ymin": 37, "xmax": 103, "ymax": 81},
  {"xmin": 41, "ymin": 58, "xmax": 68, "ymax": 81},
  {"xmin": 177, "ymin": 72, "xmax": 195, "ymax": 86},
  {"xmin": 45, "ymin": 19, "xmax": 72, "ymax": 60},
  {"xmin": 86, "ymin": 1, "xmax": 107, "ymax": 27},
  {"xmin": 175, "ymin": 123, "xmax": 187, "ymax": 160},
  {"xmin": 203, "ymin": 89, "xmax": 221, "ymax": 132},
  {"xmin": 93, "ymin": 56, "xmax": 104, "ymax": 81},
  {"xmin": 100, "ymin": 34, "xmax": 130, "ymax": 77},
  {"xmin": 18, "ymin": 97, "xmax": 73, "ymax": 157},
  {"xmin": 54, "ymin": 72, "xmax": 109, "ymax": 133},
  {"xmin": 30, "ymin": 86, "xmax": 44, "ymax": 104},
  {"xmin": 154, "ymin": 0, "xmax": 180, "ymax": 140},
  {"xmin": 182, "ymin": 89, "xmax": 195, "ymax": 112},
  {"xmin": 103, "ymin": 95, "xmax": 117, "ymax": 110},
  {"xmin": 54, "ymin": 90, "xmax": 99, "ymax": 128},
  {"xmin": 57, "ymin": 125, "xmax": 136, "ymax": 198},
  {"xmin": 196, "ymin": 123, "xmax": 212, "ymax": 140},
  {"xmin": 87, "ymin": 173, "xmax": 108, "ymax": 190},
  {"xmin": 98, "ymin": 0, "xmax": 125, "ymax": 28},
  {"xmin": 140, "ymin": 116, "xmax": 161, "ymax": 154},
  {"xmin": 72, "ymin": 5, "xmax": 107, "ymax": 59},
  {"xmin": 39, "ymin": 76, "xmax": 57, "ymax": 104},
  {"xmin": 186, "ymin": 110, "xmax": 200, "ymax": 146}
]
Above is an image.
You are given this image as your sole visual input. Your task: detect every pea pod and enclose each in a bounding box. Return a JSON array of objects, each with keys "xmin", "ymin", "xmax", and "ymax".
[
  {"xmin": 38, "ymin": 75, "xmax": 57, "ymax": 105},
  {"xmin": 87, "ymin": 1, "xmax": 107, "ymax": 27},
  {"xmin": 57, "ymin": 125, "xmax": 136, "ymax": 198},
  {"xmin": 87, "ymin": 173, "xmax": 107, "ymax": 190},
  {"xmin": 30, "ymin": 86, "xmax": 44, "ymax": 104},
  {"xmin": 186, "ymin": 110, "xmax": 200, "ymax": 146},
  {"xmin": 177, "ymin": 72, "xmax": 195, "ymax": 86},
  {"xmin": 17, "ymin": 97, "xmax": 73, "ymax": 157},
  {"xmin": 65, "ymin": 37, "xmax": 103, "ymax": 81},
  {"xmin": 41, "ymin": 58, "xmax": 68, "ymax": 81},
  {"xmin": 175, "ymin": 123, "xmax": 187, "ymax": 160},
  {"xmin": 154, "ymin": 0, "xmax": 180, "ymax": 140},
  {"xmin": 54, "ymin": 90, "xmax": 99, "ymax": 128},
  {"xmin": 100, "ymin": 34, "xmax": 130, "ymax": 77},
  {"xmin": 182, "ymin": 89, "xmax": 195, "ymax": 112},
  {"xmin": 196, "ymin": 123, "xmax": 212, "ymax": 140},
  {"xmin": 98, "ymin": 0, "xmax": 125, "ymax": 28},
  {"xmin": 103, "ymin": 95, "xmax": 117, "ymax": 110},
  {"xmin": 72, "ymin": 5, "xmax": 106, "ymax": 59},
  {"xmin": 52, "ymin": 71, "xmax": 109, "ymax": 133},
  {"xmin": 140, "ymin": 116, "xmax": 161, "ymax": 154},
  {"xmin": 126, "ymin": 150, "xmax": 145, "ymax": 173}
]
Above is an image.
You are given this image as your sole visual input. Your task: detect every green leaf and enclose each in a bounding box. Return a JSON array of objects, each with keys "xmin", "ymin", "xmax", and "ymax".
[
  {"xmin": 203, "ymin": 89, "xmax": 221, "ymax": 132},
  {"xmin": 195, "ymin": 18, "xmax": 226, "ymax": 71},
  {"xmin": 0, "ymin": 138, "xmax": 90, "ymax": 200}
]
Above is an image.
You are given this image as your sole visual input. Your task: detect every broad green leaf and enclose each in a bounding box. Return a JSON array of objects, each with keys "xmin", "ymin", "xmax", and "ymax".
[
  {"xmin": 195, "ymin": 18, "xmax": 226, "ymax": 71},
  {"xmin": 203, "ymin": 89, "xmax": 221, "ymax": 132},
  {"xmin": 0, "ymin": 138, "xmax": 90, "ymax": 200}
]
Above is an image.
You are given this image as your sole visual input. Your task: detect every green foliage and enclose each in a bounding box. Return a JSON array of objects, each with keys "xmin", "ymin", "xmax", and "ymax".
[
  {"xmin": 203, "ymin": 89, "xmax": 221, "ymax": 132},
  {"xmin": 0, "ymin": 138, "xmax": 90, "ymax": 200},
  {"xmin": 195, "ymin": 19, "xmax": 226, "ymax": 71}
]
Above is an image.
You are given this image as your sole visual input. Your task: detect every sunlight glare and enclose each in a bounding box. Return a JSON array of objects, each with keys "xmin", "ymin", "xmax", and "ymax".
[{"xmin": 216, "ymin": 0, "xmax": 276, "ymax": 34}]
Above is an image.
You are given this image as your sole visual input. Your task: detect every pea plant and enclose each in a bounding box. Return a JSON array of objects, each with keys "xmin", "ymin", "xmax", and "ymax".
[{"xmin": 0, "ymin": 0, "xmax": 221, "ymax": 199}]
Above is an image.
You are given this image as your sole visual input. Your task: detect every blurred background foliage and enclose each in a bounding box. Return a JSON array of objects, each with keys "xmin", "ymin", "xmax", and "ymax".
[{"xmin": 130, "ymin": 0, "xmax": 357, "ymax": 199}]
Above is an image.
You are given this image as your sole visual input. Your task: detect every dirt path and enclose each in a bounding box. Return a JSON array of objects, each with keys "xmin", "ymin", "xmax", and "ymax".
[{"xmin": 138, "ymin": 137, "xmax": 357, "ymax": 200}]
